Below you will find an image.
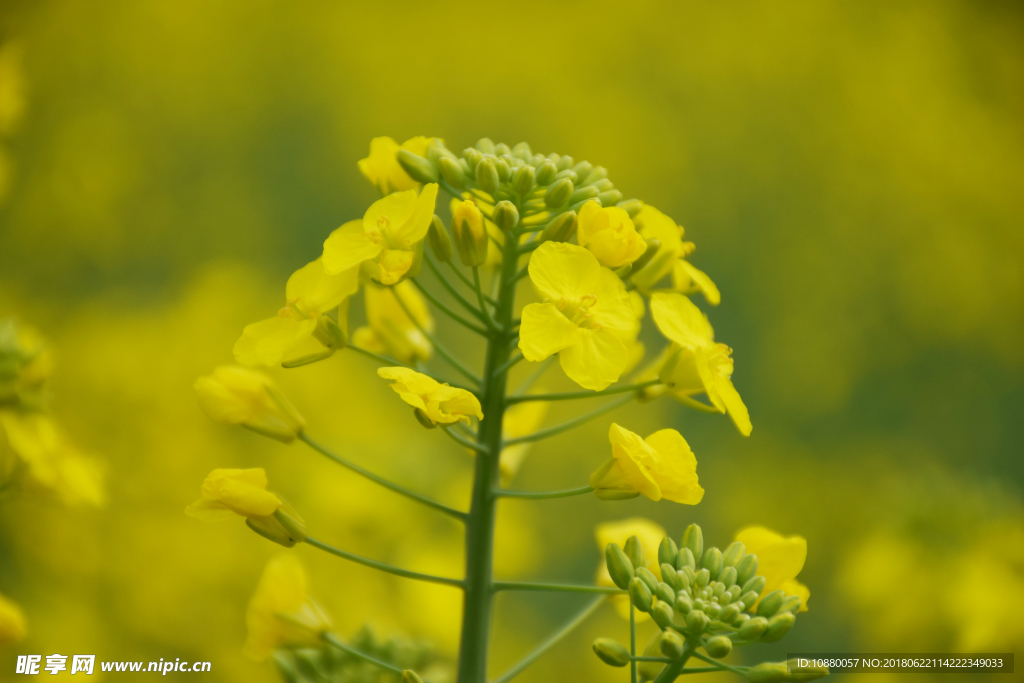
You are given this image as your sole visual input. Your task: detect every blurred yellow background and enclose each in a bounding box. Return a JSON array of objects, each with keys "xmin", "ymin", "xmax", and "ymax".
[{"xmin": 1, "ymin": 1, "xmax": 1022, "ymax": 681}]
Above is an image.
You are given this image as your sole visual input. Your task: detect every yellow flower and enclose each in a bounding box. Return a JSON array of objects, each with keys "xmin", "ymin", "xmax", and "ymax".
[
  {"xmin": 498, "ymin": 400, "xmax": 549, "ymax": 483},
  {"xmin": 0, "ymin": 591, "xmax": 26, "ymax": 646},
  {"xmin": 576, "ymin": 200, "xmax": 647, "ymax": 268},
  {"xmin": 351, "ymin": 281, "xmax": 433, "ymax": 364},
  {"xmin": 518, "ymin": 242, "xmax": 638, "ymax": 391},
  {"xmin": 185, "ymin": 468, "xmax": 282, "ymax": 520},
  {"xmin": 193, "ymin": 365, "xmax": 306, "ymax": 442},
  {"xmin": 631, "ymin": 205, "xmax": 719, "ymax": 305},
  {"xmin": 357, "ymin": 136, "xmax": 434, "ymax": 195},
  {"xmin": 590, "ymin": 423, "xmax": 704, "ymax": 504},
  {"xmin": 321, "ymin": 183, "xmax": 439, "ymax": 285},
  {"xmin": 234, "ymin": 258, "xmax": 356, "ymax": 368},
  {"xmin": 650, "ymin": 292, "xmax": 751, "ymax": 436},
  {"xmin": 243, "ymin": 554, "xmax": 332, "ymax": 661},
  {"xmin": 595, "ymin": 517, "xmax": 667, "ymax": 620},
  {"xmin": 0, "ymin": 411, "xmax": 104, "ymax": 507},
  {"xmin": 735, "ymin": 526, "xmax": 810, "ymax": 612},
  {"xmin": 377, "ymin": 367, "xmax": 483, "ymax": 425}
]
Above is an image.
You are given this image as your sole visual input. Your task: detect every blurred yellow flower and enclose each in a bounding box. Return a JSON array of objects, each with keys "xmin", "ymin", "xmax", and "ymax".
[
  {"xmin": 243, "ymin": 554, "xmax": 332, "ymax": 662},
  {"xmin": 519, "ymin": 242, "xmax": 637, "ymax": 391},
  {"xmin": 194, "ymin": 365, "xmax": 306, "ymax": 443},
  {"xmin": 322, "ymin": 183, "xmax": 439, "ymax": 285},
  {"xmin": 736, "ymin": 526, "xmax": 810, "ymax": 612},
  {"xmin": 651, "ymin": 292, "xmax": 751, "ymax": 436},
  {"xmin": 590, "ymin": 423, "xmax": 703, "ymax": 504},
  {"xmin": 595, "ymin": 517, "xmax": 667, "ymax": 620},
  {"xmin": 358, "ymin": 136, "xmax": 433, "ymax": 195},
  {"xmin": 576, "ymin": 200, "xmax": 647, "ymax": 268},
  {"xmin": 498, "ymin": 400, "xmax": 549, "ymax": 483},
  {"xmin": 377, "ymin": 367, "xmax": 483, "ymax": 425},
  {"xmin": 351, "ymin": 282, "xmax": 433, "ymax": 364},
  {"xmin": 234, "ymin": 258, "xmax": 357, "ymax": 368},
  {"xmin": 0, "ymin": 591, "xmax": 26, "ymax": 646},
  {"xmin": 631, "ymin": 205, "xmax": 720, "ymax": 305},
  {"xmin": 185, "ymin": 468, "xmax": 282, "ymax": 520}
]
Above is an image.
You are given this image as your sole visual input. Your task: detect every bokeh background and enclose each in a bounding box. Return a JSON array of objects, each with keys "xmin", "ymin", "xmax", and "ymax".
[{"xmin": 1, "ymin": 0, "xmax": 1022, "ymax": 680}]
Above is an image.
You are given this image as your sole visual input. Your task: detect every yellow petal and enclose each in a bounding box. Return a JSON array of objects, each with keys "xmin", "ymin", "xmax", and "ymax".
[
  {"xmin": 322, "ymin": 220, "xmax": 381, "ymax": 275},
  {"xmin": 674, "ymin": 260, "xmax": 721, "ymax": 306},
  {"xmin": 577, "ymin": 201, "xmax": 647, "ymax": 268},
  {"xmin": 605, "ymin": 423, "xmax": 662, "ymax": 500},
  {"xmin": 735, "ymin": 526, "xmax": 807, "ymax": 594},
  {"xmin": 518, "ymin": 303, "xmax": 578, "ymax": 362},
  {"xmin": 286, "ymin": 258, "xmax": 359, "ymax": 313},
  {"xmin": 643, "ymin": 429, "xmax": 704, "ymax": 504},
  {"xmin": 186, "ymin": 468, "xmax": 282, "ymax": 520},
  {"xmin": 528, "ymin": 242, "xmax": 601, "ymax": 300},
  {"xmin": 233, "ymin": 316, "xmax": 318, "ymax": 367},
  {"xmin": 244, "ymin": 554, "xmax": 331, "ymax": 661},
  {"xmin": 715, "ymin": 375, "xmax": 752, "ymax": 436},
  {"xmin": 559, "ymin": 328, "xmax": 628, "ymax": 391},
  {"xmin": 377, "ymin": 249, "xmax": 415, "ymax": 285},
  {"xmin": 650, "ymin": 292, "xmax": 713, "ymax": 349},
  {"xmin": 594, "ymin": 517, "xmax": 667, "ymax": 573},
  {"xmin": 391, "ymin": 182, "xmax": 438, "ymax": 244}
]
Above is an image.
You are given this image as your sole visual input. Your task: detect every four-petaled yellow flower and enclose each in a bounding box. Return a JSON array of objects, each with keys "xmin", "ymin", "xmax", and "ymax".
[
  {"xmin": 358, "ymin": 136, "xmax": 434, "ymax": 195},
  {"xmin": 234, "ymin": 258, "xmax": 356, "ymax": 368},
  {"xmin": 351, "ymin": 282, "xmax": 433, "ymax": 364},
  {"xmin": 377, "ymin": 367, "xmax": 483, "ymax": 425},
  {"xmin": 322, "ymin": 184, "xmax": 438, "ymax": 285},
  {"xmin": 631, "ymin": 205, "xmax": 720, "ymax": 305},
  {"xmin": 244, "ymin": 554, "xmax": 332, "ymax": 661},
  {"xmin": 595, "ymin": 517, "xmax": 668, "ymax": 620},
  {"xmin": 590, "ymin": 423, "xmax": 704, "ymax": 504},
  {"xmin": 735, "ymin": 526, "xmax": 810, "ymax": 612},
  {"xmin": 0, "ymin": 591, "xmax": 26, "ymax": 647},
  {"xmin": 577, "ymin": 200, "xmax": 647, "ymax": 268},
  {"xmin": 194, "ymin": 365, "xmax": 306, "ymax": 442},
  {"xmin": 650, "ymin": 292, "xmax": 751, "ymax": 436},
  {"xmin": 519, "ymin": 242, "xmax": 638, "ymax": 391}
]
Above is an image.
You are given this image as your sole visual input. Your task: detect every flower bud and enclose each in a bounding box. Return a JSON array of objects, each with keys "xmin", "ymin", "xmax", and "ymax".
[
  {"xmin": 494, "ymin": 142, "xmax": 511, "ymax": 156},
  {"xmin": 745, "ymin": 662, "xmax": 788, "ymax": 683},
  {"xmin": 685, "ymin": 609, "xmax": 709, "ymax": 635},
  {"xmin": 591, "ymin": 178, "xmax": 615, "ymax": 192},
  {"xmin": 592, "ymin": 638, "xmax": 631, "ymax": 667},
  {"xmin": 706, "ymin": 602, "xmax": 722, "ymax": 619},
  {"xmin": 475, "ymin": 158, "xmax": 499, "ymax": 194},
  {"xmin": 729, "ymin": 585, "xmax": 742, "ymax": 600},
  {"xmin": 784, "ymin": 659, "xmax": 829, "ymax": 682},
  {"xmin": 660, "ymin": 563, "xmax": 682, "ymax": 592},
  {"xmin": 760, "ymin": 612, "xmax": 795, "ymax": 643},
  {"xmin": 720, "ymin": 603, "xmax": 741, "ymax": 623},
  {"xmin": 494, "ymin": 157, "xmax": 511, "ymax": 182},
  {"xmin": 681, "ymin": 564, "xmax": 697, "ymax": 587},
  {"xmin": 451, "ymin": 200, "xmax": 488, "ymax": 267},
  {"xmin": 719, "ymin": 566, "xmax": 738, "ymax": 587},
  {"xmin": 742, "ymin": 575, "xmax": 767, "ymax": 596},
  {"xmin": 705, "ymin": 635, "xmax": 733, "ymax": 659},
  {"xmin": 618, "ymin": 198, "xmax": 643, "ymax": 217},
  {"xmin": 756, "ymin": 590, "xmax": 786, "ymax": 617},
  {"xmin": 476, "ymin": 138, "xmax": 495, "ymax": 154},
  {"xmin": 651, "ymin": 599, "xmax": 674, "ymax": 629},
  {"xmin": 413, "ymin": 407, "xmax": 437, "ymax": 429},
  {"xmin": 674, "ymin": 593, "xmax": 693, "ymax": 615},
  {"xmin": 659, "ymin": 629, "xmax": 685, "ymax": 659},
  {"xmin": 623, "ymin": 535, "xmax": 646, "ymax": 572},
  {"xmin": 246, "ymin": 500, "xmax": 307, "ymax": 548},
  {"xmin": 568, "ymin": 185, "xmax": 600, "ymax": 205},
  {"xmin": 702, "ymin": 547, "xmax": 724, "ymax": 580},
  {"xmin": 544, "ymin": 177, "xmax": 574, "ymax": 207},
  {"xmin": 723, "ymin": 541, "xmax": 746, "ymax": 567},
  {"xmin": 628, "ymin": 238, "xmax": 661, "ymax": 274},
  {"xmin": 681, "ymin": 524, "xmax": 704, "ymax": 564},
  {"xmin": 396, "ymin": 149, "xmax": 438, "ymax": 183},
  {"xmin": 464, "ymin": 148, "xmax": 483, "ymax": 169},
  {"xmin": 741, "ymin": 591, "xmax": 759, "ymax": 608},
  {"xmin": 492, "ymin": 201, "xmax": 519, "ymax": 231},
  {"xmin": 605, "ymin": 543, "xmax": 635, "ymax": 590},
  {"xmin": 658, "ymin": 537, "xmax": 679, "ymax": 568},
  {"xmin": 572, "ymin": 161, "xmax": 593, "ymax": 181},
  {"xmin": 554, "ymin": 168, "xmax": 578, "ymax": 183},
  {"xmin": 511, "ymin": 141, "xmax": 532, "ymax": 159},
  {"xmin": 736, "ymin": 615, "xmax": 769, "ymax": 640},
  {"xmin": 427, "ymin": 214, "xmax": 453, "ymax": 262},
  {"xmin": 583, "ymin": 165, "xmax": 608, "ymax": 184},
  {"xmin": 736, "ymin": 554, "xmax": 759, "ymax": 586},
  {"xmin": 598, "ymin": 189, "xmax": 623, "ymax": 207},
  {"xmin": 194, "ymin": 366, "xmax": 306, "ymax": 442},
  {"xmin": 677, "ymin": 547, "xmax": 696, "ymax": 571},
  {"xmin": 402, "ymin": 671, "xmax": 425, "ymax": 683},
  {"xmin": 655, "ymin": 582, "xmax": 675, "ymax": 605},
  {"xmin": 636, "ymin": 566, "xmax": 659, "ymax": 593},
  {"xmin": 535, "ymin": 160, "xmax": 557, "ymax": 185},
  {"xmin": 438, "ymin": 156, "xmax": 466, "ymax": 189},
  {"xmin": 555, "ymin": 155, "xmax": 574, "ymax": 170},
  {"xmin": 629, "ymin": 577, "xmax": 653, "ymax": 612},
  {"xmin": 540, "ymin": 211, "xmax": 577, "ymax": 242},
  {"xmin": 778, "ymin": 595, "xmax": 803, "ymax": 614},
  {"xmin": 512, "ymin": 164, "xmax": 535, "ymax": 194},
  {"xmin": 695, "ymin": 568, "xmax": 710, "ymax": 588}
]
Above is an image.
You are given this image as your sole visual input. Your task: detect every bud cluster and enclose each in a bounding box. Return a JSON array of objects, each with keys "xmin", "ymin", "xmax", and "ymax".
[{"xmin": 272, "ymin": 626, "xmax": 440, "ymax": 683}]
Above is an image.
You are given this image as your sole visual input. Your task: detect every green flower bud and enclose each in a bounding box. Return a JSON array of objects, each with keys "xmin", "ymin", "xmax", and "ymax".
[
  {"xmin": 685, "ymin": 609, "xmax": 709, "ymax": 636},
  {"xmin": 745, "ymin": 662, "xmax": 788, "ymax": 683},
  {"xmin": 246, "ymin": 501, "xmax": 307, "ymax": 548},
  {"xmin": 719, "ymin": 566, "xmax": 738, "ymax": 587},
  {"xmin": 583, "ymin": 165, "xmax": 608, "ymax": 184},
  {"xmin": 720, "ymin": 603, "xmax": 741, "ymax": 623},
  {"xmin": 636, "ymin": 566, "xmax": 659, "ymax": 593},
  {"xmin": 494, "ymin": 157, "xmax": 511, "ymax": 182},
  {"xmin": 705, "ymin": 635, "xmax": 733, "ymax": 659},
  {"xmin": 535, "ymin": 160, "xmax": 557, "ymax": 185},
  {"xmin": 530, "ymin": 153, "xmax": 546, "ymax": 166},
  {"xmin": 740, "ymin": 590, "xmax": 759, "ymax": 608},
  {"xmin": 427, "ymin": 215, "xmax": 453, "ymax": 262},
  {"xmin": 760, "ymin": 612, "xmax": 796, "ymax": 643},
  {"xmin": 539, "ymin": 210, "xmax": 577, "ymax": 243},
  {"xmin": 598, "ymin": 189, "xmax": 623, "ymax": 207},
  {"xmin": 544, "ymin": 177, "xmax": 574, "ymax": 207},
  {"xmin": 651, "ymin": 599, "xmax": 674, "ymax": 629},
  {"xmin": 693, "ymin": 598, "xmax": 706, "ymax": 611},
  {"xmin": 568, "ymin": 185, "xmax": 600, "ymax": 205},
  {"xmin": 476, "ymin": 138, "xmax": 495, "ymax": 154},
  {"xmin": 681, "ymin": 524, "xmax": 704, "ymax": 565},
  {"xmin": 677, "ymin": 547, "xmax": 696, "ymax": 571},
  {"xmin": 476, "ymin": 158, "xmax": 499, "ymax": 194},
  {"xmin": 660, "ymin": 629, "xmax": 685, "ymax": 659},
  {"xmin": 624, "ymin": 535, "xmax": 645, "ymax": 572},
  {"xmin": 494, "ymin": 142, "xmax": 511, "ymax": 156},
  {"xmin": 660, "ymin": 563, "xmax": 682, "ymax": 592},
  {"xmin": 734, "ymin": 612, "xmax": 752, "ymax": 627},
  {"xmin": 555, "ymin": 155, "xmax": 574, "ymax": 171},
  {"xmin": 655, "ymin": 582, "xmax": 675, "ymax": 605},
  {"xmin": 512, "ymin": 164, "xmax": 535, "ymax": 194},
  {"xmin": 438, "ymin": 156, "xmax": 466, "ymax": 189},
  {"xmin": 723, "ymin": 541, "xmax": 746, "ymax": 567},
  {"xmin": 695, "ymin": 568, "xmax": 710, "ymax": 588},
  {"xmin": 591, "ymin": 178, "xmax": 615, "ymax": 192},
  {"xmin": 783, "ymin": 659, "xmax": 829, "ymax": 682},
  {"xmin": 572, "ymin": 161, "xmax": 593, "ymax": 181},
  {"xmin": 554, "ymin": 168, "xmax": 578, "ymax": 183},
  {"xmin": 702, "ymin": 547, "xmax": 724, "ymax": 580},
  {"xmin": 605, "ymin": 543, "xmax": 635, "ymax": 590},
  {"xmin": 674, "ymin": 593, "xmax": 693, "ymax": 615},
  {"xmin": 464, "ymin": 148, "xmax": 483, "ymax": 169},
  {"xmin": 711, "ymin": 581, "xmax": 726, "ymax": 597},
  {"xmin": 592, "ymin": 638, "xmax": 631, "ymax": 667},
  {"xmin": 618, "ymin": 198, "xmax": 643, "ymax": 217},
  {"xmin": 414, "ymin": 407, "xmax": 438, "ymax": 429},
  {"xmin": 659, "ymin": 537, "xmax": 679, "ymax": 568},
  {"xmin": 778, "ymin": 595, "xmax": 803, "ymax": 614},
  {"xmin": 401, "ymin": 671, "xmax": 425, "ymax": 683},
  {"xmin": 728, "ymin": 585, "xmax": 743, "ymax": 600},
  {"xmin": 629, "ymin": 576, "xmax": 653, "ymax": 612},
  {"xmin": 396, "ymin": 149, "xmax": 438, "ymax": 183},
  {"xmin": 512, "ymin": 141, "xmax": 532, "ymax": 160},
  {"xmin": 736, "ymin": 554, "xmax": 759, "ymax": 586},
  {"xmin": 737, "ymin": 616, "xmax": 769, "ymax": 641},
  {"xmin": 756, "ymin": 590, "xmax": 786, "ymax": 617},
  {"xmin": 681, "ymin": 564, "xmax": 697, "ymax": 587},
  {"xmin": 742, "ymin": 575, "xmax": 767, "ymax": 596},
  {"xmin": 492, "ymin": 201, "xmax": 519, "ymax": 231},
  {"xmin": 718, "ymin": 589, "xmax": 734, "ymax": 606}
]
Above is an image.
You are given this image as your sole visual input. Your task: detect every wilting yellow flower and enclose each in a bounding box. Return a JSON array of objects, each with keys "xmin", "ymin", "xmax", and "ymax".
[
  {"xmin": 631, "ymin": 205, "xmax": 719, "ymax": 305},
  {"xmin": 194, "ymin": 365, "xmax": 306, "ymax": 442},
  {"xmin": 0, "ymin": 411, "xmax": 104, "ymax": 507},
  {"xmin": 0, "ymin": 591, "xmax": 26, "ymax": 646},
  {"xmin": 234, "ymin": 259, "xmax": 356, "ymax": 368},
  {"xmin": 498, "ymin": 400, "xmax": 549, "ymax": 483},
  {"xmin": 377, "ymin": 367, "xmax": 483, "ymax": 425},
  {"xmin": 185, "ymin": 468, "xmax": 306, "ymax": 547},
  {"xmin": 351, "ymin": 282, "xmax": 433, "ymax": 364},
  {"xmin": 519, "ymin": 243, "xmax": 638, "ymax": 391},
  {"xmin": 358, "ymin": 136, "xmax": 434, "ymax": 195},
  {"xmin": 736, "ymin": 526, "xmax": 810, "ymax": 612},
  {"xmin": 576, "ymin": 200, "xmax": 647, "ymax": 268},
  {"xmin": 590, "ymin": 423, "xmax": 704, "ymax": 504},
  {"xmin": 322, "ymin": 184, "xmax": 438, "ymax": 285},
  {"xmin": 595, "ymin": 517, "xmax": 668, "ymax": 620},
  {"xmin": 244, "ymin": 554, "xmax": 332, "ymax": 661},
  {"xmin": 650, "ymin": 292, "xmax": 751, "ymax": 436}
]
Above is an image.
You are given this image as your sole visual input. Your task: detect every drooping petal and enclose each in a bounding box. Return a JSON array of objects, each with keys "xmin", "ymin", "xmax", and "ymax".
[
  {"xmin": 643, "ymin": 429, "xmax": 704, "ymax": 504},
  {"xmin": 674, "ymin": 260, "xmax": 721, "ymax": 306},
  {"xmin": 528, "ymin": 242, "xmax": 600, "ymax": 300},
  {"xmin": 518, "ymin": 303, "xmax": 578, "ymax": 362},
  {"xmin": 559, "ymin": 328, "xmax": 628, "ymax": 391},
  {"xmin": 651, "ymin": 292, "xmax": 713, "ymax": 349},
  {"xmin": 322, "ymin": 220, "xmax": 381, "ymax": 275},
  {"xmin": 715, "ymin": 374, "xmax": 752, "ymax": 436}
]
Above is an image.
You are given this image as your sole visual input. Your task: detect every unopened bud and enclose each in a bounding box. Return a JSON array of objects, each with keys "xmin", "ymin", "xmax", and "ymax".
[
  {"xmin": 247, "ymin": 501, "xmax": 307, "ymax": 548},
  {"xmin": 592, "ymin": 638, "xmax": 631, "ymax": 667},
  {"xmin": 757, "ymin": 590, "xmax": 786, "ymax": 618},
  {"xmin": 706, "ymin": 602, "xmax": 722, "ymax": 618},
  {"xmin": 475, "ymin": 138, "xmax": 495, "ymax": 154},
  {"xmin": 702, "ymin": 547, "xmax": 724, "ymax": 580},
  {"xmin": 745, "ymin": 662, "xmax": 788, "ymax": 683},
  {"xmin": 605, "ymin": 543, "xmax": 635, "ymax": 590},
  {"xmin": 512, "ymin": 165, "xmax": 535, "ymax": 194},
  {"xmin": 512, "ymin": 141, "xmax": 532, "ymax": 160},
  {"xmin": 685, "ymin": 609, "xmax": 709, "ymax": 636},
  {"xmin": 660, "ymin": 563, "xmax": 682, "ymax": 592},
  {"xmin": 494, "ymin": 142, "xmax": 511, "ymax": 156},
  {"xmin": 681, "ymin": 565, "xmax": 697, "ymax": 586},
  {"xmin": 544, "ymin": 177, "xmax": 574, "ymax": 207},
  {"xmin": 660, "ymin": 630, "xmax": 685, "ymax": 659},
  {"xmin": 778, "ymin": 595, "xmax": 803, "ymax": 614},
  {"xmin": 681, "ymin": 524, "xmax": 704, "ymax": 564},
  {"xmin": 705, "ymin": 635, "xmax": 733, "ymax": 659},
  {"xmin": 428, "ymin": 215, "xmax": 453, "ymax": 262},
  {"xmin": 539, "ymin": 211, "xmax": 577, "ymax": 242},
  {"xmin": 723, "ymin": 541, "xmax": 746, "ymax": 567},
  {"xmin": 695, "ymin": 568, "xmax": 710, "ymax": 588},
  {"xmin": 760, "ymin": 612, "xmax": 795, "ymax": 643},
  {"xmin": 555, "ymin": 155, "xmax": 574, "ymax": 170},
  {"xmin": 655, "ymin": 582, "xmax": 675, "ymax": 605},
  {"xmin": 677, "ymin": 547, "xmax": 696, "ymax": 571},
  {"xmin": 636, "ymin": 566, "xmax": 659, "ymax": 593},
  {"xmin": 736, "ymin": 615, "xmax": 769, "ymax": 641},
  {"xmin": 401, "ymin": 671, "xmax": 425, "ymax": 683},
  {"xmin": 572, "ymin": 161, "xmax": 593, "ymax": 181},
  {"xmin": 623, "ymin": 535, "xmax": 645, "ymax": 572},
  {"xmin": 464, "ymin": 148, "xmax": 483, "ymax": 169},
  {"xmin": 568, "ymin": 185, "xmax": 600, "ymax": 205},
  {"xmin": 535, "ymin": 160, "xmax": 557, "ymax": 185},
  {"xmin": 674, "ymin": 593, "xmax": 693, "ymax": 615},
  {"xmin": 742, "ymin": 575, "xmax": 767, "ymax": 596},
  {"xmin": 658, "ymin": 537, "xmax": 679, "ymax": 568},
  {"xmin": 494, "ymin": 157, "xmax": 511, "ymax": 182},
  {"xmin": 451, "ymin": 200, "xmax": 488, "ymax": 267},
  {"xmin": 476, "ymin": 158, "xmax": 499, "ymax": 194},
  {"xmin": 591, "ymin": 178, "xmax": 615, "ymax": 192},
  {"xmin": 597, "ymin": 189, "xmax": 623, "ymax": 207},
  {"xmin": 629, "ymin": 577, "xmax": 653, "ymax": 612},
  {"xmin": 554, "ymin": 169, "xmax": 578, "ymax": 183},
  {"xmin": 719, "ymin": 566, "xmax": 738, "ymax": 587},
  {"xmin": 741, "ymin": 591, "xmax": 759, "ymax": 608},
  {"xmin": 651, "ymin": 599, "xmax": 674, "ymax": 629},
  {"xmin": 492, "ymin": 201, "xmax": 519, "ymax": 231},
  {"xmin": 719, "ymin": 604, "xmax": 741, "ymax": 623},
  {"xmin": 396, "ymin": 149, "xmax": 438, "ymax": 183},
  {"xmin": 736, "ymin": 554, "xmax": 759, "ymax": 586},
  {"xmin": 438, "ymin": 156, "xmax": 466, "ymax": 189},
  {"xmin": 618, "ymin": 198, "xmax": 643, "ymax": 217},
  {"xmin": 414, "ymin": 407, "xmax": 437, "ymax": 429},
  {"xmin": 583, "ymin": 165, "xmax": 608, "ymax": 184}
]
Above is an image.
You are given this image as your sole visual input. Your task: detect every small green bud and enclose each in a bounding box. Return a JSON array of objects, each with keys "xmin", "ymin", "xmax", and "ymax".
[
  {"xmin": 623, "ymin": 535, "xmax": 645, "ymax": 572},
  {"xmin": 618, "ymin": 198, "xmax": 644, "ymax": 217},
  {"xmin": 512, "ymin": 141, "xmax": 532, "ymax": 160},
  {"xmin": 512, "ymin": 164, "xmax": 535, "ymax": 194},
  {"xmin": 396, "ymin": 149, "xmax": 438, "ymax": 183},
  {"xmin": 681, "ymin": 565, "xmax": 697, "ymax": 588},
  {"xmin": 651, "ymin": 599, "xmax": 674, "ymax": 629},
  {"xmin": 660, "ymin": 563, "xmax": 682, "ymax": 592},
  {"xmin": 598, "ymin": 189, "xmax": 623, "ymax": 206},
  {"xmin": 659, "ymin": 630, "xmax": 685, "ymax": 659},
  {"xmin": 605, "ymin": 543, "xmax": 635, "ymax": 590},
  {"xmin": 702, "ymin": 547, "xmax": 724, "ymax": 580},
  {"xmin": 756, "ymin": 590, "xmax": 786, "ymax": 617},
  {"xmin": 426, "ymin": 144, "xmax": 454, "ymax": 166},
  {"xmin": 629, "ymin": 576, "xmax": 653, "ymax": 612},
  {"xmin": 783, "ymin": 659, "xmax": 829, "ymax": 681},
  {"xmin": 740, "ymin": 591, "xmax": 759, "ymax": 608},
  {"xmin": 681, "ymin": 524, "xmax": 704, "ymax": 564},
  {"xmin": 695, "ymin": 567, "xmax": 710, "ymax": 588},
  {"xmin": 544, "ymin": 177, "xmax": 574, "ymax": 207},
  {"xmin": 742, "ymin": 575, "xmax": 767, "ymax": 596},
  {"xmin": 427, "ymin": 215, "xmax": 453, "ymax": 262},
  {"xmin": 494, "ymin": 157, "xmax": 511, "ymax": 182},
  {"xmin": 475, "ymin": 158, "xmax": 499, "ymax": 194},
  {"xmin": 494, "ymin": 142, "xmax": 511, "ymax": 156},
  {"xmin": 401, "ymin": 671, "xmax": 425, "ymax": 683},
  {"xmin": 718, "ymin": 589, "xmax": 734, "ymax": 606},
  {"xmin": 719, "ymin": 603, "xmax": 741, "ymax": 623},
  {"xmin": 464, "ymin": 148, "xmax": 483, "ymax": 169},
  {"xmin": 554, "ymin": 168, "xmax": 578, "ymax": 183},
  {"xmin": 778, "ymin": 595, "xmax": 803, "ymax": 614},
  {"xmin": 591, "ymin": 178, "xmax": 615, "ymax": 192},
  {"xmin": 719, "ymin": 566, "xmax": 738, "ymax": 587},
  {"xmin": 535, "ymin": 160, "xmax": 557, "ymax": 185},
  {"xmin": 413, "ymin": 407, "xmax": 437, "ymax": 429},
  {"xmin": 674, "ymin": 593, "xmax": 693, "ymax": 614},
  {"xmin": 760, "ymin": 612, "xmax": 796, "ymax": 643},
  {"xmin": 438, "ymin": 156, "xmax": 466, "ymax": 189},
  {"xmin": 655, "ymin": 582, "xmax": 675, "ymax": 605},
  {"xmin": 592, "ymin": 638, "xmax": 631, "ymax": 667},
  {"xmin": 568, "ymin": 185, "xmax": 600, "ymax": 205},
  {"xmin": 572, "ymin": 161, "xmax": 593, "ymax": 181},
  {"xmin": 734, "ymin": 612, "xmax": 752, "ymax": 627},
  {"xmin": 705, "ymin": 635, "xmax": 733, "ymax": 659},
  {"xmin": 531, "ymin": 153, "xmax": 546, "ymax": 166},
  {"xmin": 736, "ymin": 554, "xmax": 759, "ymax": 586},
  {"xmin": 711, "ymin": 581, "xmax": 726, "ymax": 597},
  {"xmin": 745, "ymin": 662, "xmax": 788, "ymax": 683},
  {"xmin": 693, "ymin": 598, "xmax": 706, "ymax": 612},
  {"xmin": 508, "ymin": 155, "xmax": 525, "ymax": 168},
  {"xmin": 583, "ymin": 165, "xmax": 608, "ymax": 184},
  {"xmin": 539, "ymin": 210, "xmax": 577, "ymax": 243},
  {"xmin": 728, "ymin": 585, "xmax": 742, "ymax": 600},
  {"xmin": 737, "ymin": 615, "xmax": 769, "ymax": 640},
  {"xmin": 705, "ymin": 602, "xmax": 722, "ymax": 618},
  {"xmin": 658, "ymin": 537, "xmax": 679, "ymax": 568},
  {"xmin": 492, "ymin": 201, "xmax": 519, "ymax": 231},
  {"xmin": 246, "ymin": 501, "xmax": 306, "ymax": 548},
  {"xmin": 677, "ymin": 547, "xmax": 696, "ymax": 571},
  {"xmin": 555, "ymin": 155, "xmax": 574, "ymax": 170},
  {"xmin": 636, "ymin": 566, "xmax": 659, "ymax": 593},
  {"xmin": 723, "ymin": 541, "xmax": 746, "ymax": 567},
  {"xmin": 476, "ymin": 138, "xmax": 495, "ymax": 154},
  {"xmin": 685, "ymin": 609, "xmax": 709, "ymax": 636}
]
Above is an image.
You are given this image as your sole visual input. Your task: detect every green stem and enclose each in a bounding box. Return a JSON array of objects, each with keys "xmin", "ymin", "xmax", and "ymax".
[
  {"xmin": 411, "ymin": 278, "xmax": 489, "ymax": 336},
  {"xmin": 323, "ymin": 633, "xmax": 408, "ymax": 677},
  {"xmin": 424, "ymin": 255, "xmax": 491, "ymax": 323},
  {"xmin": 506, "ymin": 379, "xmax": 661, "ymax": 404},
  {"xmin": 492, "ymin": 582, "xmax": 624, "ymax": 595},
  {"xmin": 305, "ymin": 537, "xmax": 464, "ymax": 588},
  {"xmin": 491, "ymin": 596, "xmax": 605, "ymax": 683},
  {"xmin": 503, "ymin": 395, "xmax": 633, "ymax": 446},
  {"xmin": 472, "ymin": 266, "xmax": 498, "ymax": 329},
  {"xmin": 630, "ymin": 605, "xmax": 638, "ymax": 683},
  {"xmin": 687, "ymin": 651, "xmax": 748, "ymax": 676},
  {"xmin": 348, "ymin": 344, "xmax": 478, "ymax": 395},
  {"xmin": 446, "ymin": 260, "xmax": 498, "ymax": 306},
  {"xmin": 675, "ymin": 393, "xmax": 723, "ymax": 414},
  {"xmin": 651, "ymin": 645, "xmax": 692, "ymax": 683},
  {"xmin": 493, "ymin": 353, "xmax": 523, "ymax": 377},
  {"xmin": 393, "ymin": 285, "xmax": 482, "ymax": 386},
  {"xmin": 300, "ymin": 433, "xmax": 467, "ymax": 521},
  {"xmin": 495, "ymin": 485, "xmax": 593, "ymax": 500},
  {"xmin": 443, "ymin": 426, "xmax": 489, "ymax": 453}
]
